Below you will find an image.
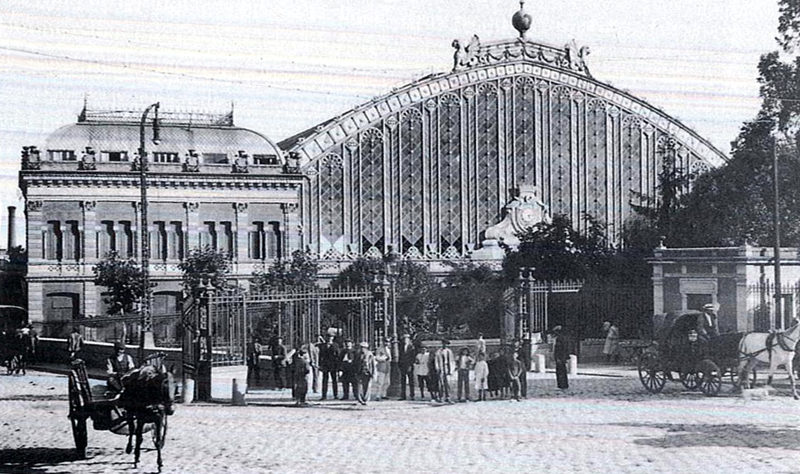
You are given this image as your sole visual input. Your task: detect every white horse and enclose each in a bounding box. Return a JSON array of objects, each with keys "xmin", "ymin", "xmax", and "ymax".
[{"xmin": 738, "ymin": 318, "xmax": 800, "ymax": 400}]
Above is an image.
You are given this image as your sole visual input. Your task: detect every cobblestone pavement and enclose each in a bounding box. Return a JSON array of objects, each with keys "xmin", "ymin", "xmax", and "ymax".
[{"xmin": 1, "ymin": 369, "xmax": 799, "ymax": 474}]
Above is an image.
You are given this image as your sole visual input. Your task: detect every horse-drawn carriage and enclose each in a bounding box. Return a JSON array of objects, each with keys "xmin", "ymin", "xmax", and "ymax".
[
  {"xmin": 68, "ymin": 352, "xmax": 176, "ymax": 471},
  {"xmin": 637, "ymin": 310, "xmax": 744, "ymax": 396}
]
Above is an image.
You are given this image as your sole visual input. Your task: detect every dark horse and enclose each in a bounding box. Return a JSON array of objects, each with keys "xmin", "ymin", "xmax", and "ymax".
[{"xmin": 118, "ymin": 359, "xmax": 176, "ymax": 471}]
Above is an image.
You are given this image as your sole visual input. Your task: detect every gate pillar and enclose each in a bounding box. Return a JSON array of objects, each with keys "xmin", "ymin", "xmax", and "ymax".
[
  {"xmin": 195, "ymin": 285, "xmax": 214, "ymax": 402},
  {"xmin": 372, "ymin": 281, "xmax": 388, "ymax": 347}
]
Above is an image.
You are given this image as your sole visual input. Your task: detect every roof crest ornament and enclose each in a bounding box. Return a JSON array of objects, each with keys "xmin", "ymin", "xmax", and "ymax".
[{"xmin": 511, "ymin": 0, "xmax": 533, "ymax": 39}]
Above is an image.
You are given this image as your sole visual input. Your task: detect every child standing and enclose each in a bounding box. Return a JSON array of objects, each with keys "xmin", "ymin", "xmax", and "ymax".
[
  {"xmin": 474, "ymin": 352, "xmax": 489, "ymax": 401},
  {"xmin": 456, "ymin": 347, "xmax": 474, "ymax": 402},
  {"xmin": 413, "ymin": 346, "xmax": 429, "ymax": 399}
]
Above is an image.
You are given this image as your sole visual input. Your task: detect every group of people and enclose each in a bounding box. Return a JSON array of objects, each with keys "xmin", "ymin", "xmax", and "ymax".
[{"xmin": 250, "ymin": 328, "xmax": 578, "ymax": 405}]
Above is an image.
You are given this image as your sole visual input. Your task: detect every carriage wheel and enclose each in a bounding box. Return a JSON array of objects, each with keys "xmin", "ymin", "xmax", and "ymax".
[
  {"xmin": 679, "ymin": 371, "xmax": 701, "ymax": 391},
  {"xmin": 638, "ymin": 352, "xmax": 666, "ymax": 393},
  {"xmin": 698, "ymin": 359, "xmax": 722, "ymax": 397},
  {"xmin": 68, "ymin": 377, "xmax": 88, "ymax": 458},
  {"xmin": 152, "ymin": 413, "xmax": 168, "ymax": 449}
]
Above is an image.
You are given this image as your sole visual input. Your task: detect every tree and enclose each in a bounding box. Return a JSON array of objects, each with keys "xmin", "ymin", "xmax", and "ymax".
[
  {"xmin": 330, "ymin": 257, "xmax": 436, "ymax": 336},
  {"xmin": 503, "ymin": 214, "xmax": 612, "ymax": 282},
  {"xmin": 661, "ymin": 2, "xmax": 800, "ymax": 248},
  {"xmin": 250, "ymin": 250, "xmax": 318, "ymax": 292},
  {"xmin": 93, "ymin": 250, "xmax": 147, "ymax": 316},
  {"xmin": 437, "ymin": 262, "xmax": 504, "ymax": 337},
  {"xmin": 0, "ymin": 246, "xmax": 27, "ymax": 308},
  {"xmin": 178, "ymin": 246, "xmax": 231, "ymax": 295},
  {"xmin": 626, "ymin": 138, "xmax": 695, "ymax": 249}
]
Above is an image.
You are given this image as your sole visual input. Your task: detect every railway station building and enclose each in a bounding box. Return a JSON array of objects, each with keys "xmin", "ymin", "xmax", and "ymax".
[{"xmin": 18, "ymin": 5, "xmax": 727, "ymax": 338}]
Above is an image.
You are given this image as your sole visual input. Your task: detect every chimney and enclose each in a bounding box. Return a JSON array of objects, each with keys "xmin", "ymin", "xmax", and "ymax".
[{"xmin": 7, "ymin": 206, "xmax": 16, "ymax": 250}]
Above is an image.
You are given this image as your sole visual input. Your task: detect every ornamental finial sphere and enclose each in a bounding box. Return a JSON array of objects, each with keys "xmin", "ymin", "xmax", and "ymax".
[{"xmin": 512, "ymin": 0, "xmax": 532, "ymax": 39}]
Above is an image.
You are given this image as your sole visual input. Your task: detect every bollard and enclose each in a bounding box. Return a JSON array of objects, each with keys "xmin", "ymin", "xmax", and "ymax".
[
  {"xmin": 232, "ymin": 378, "xmax": 247, "ymax": 406},
  {"xmin": 182, "ymin": 378, "xmax": 195, "ymax": 404},
  {"xmin": 534, "ymin": 354, "xmax": 546, "ymax": 373},
  {"xmin": 569, "ymin": 354, "xmax": 578, "ymax": 375}
]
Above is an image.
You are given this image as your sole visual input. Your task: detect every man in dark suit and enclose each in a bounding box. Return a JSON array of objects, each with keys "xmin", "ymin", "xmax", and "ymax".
[
  {"xmin": 271, "ymin": 336, "xmax": 287, "ymax": 389},
  {"xmin": 696, "ymin": 303, "xmax": 720, "ymax": 342},
  {"xmin": 318, "ymin": 333, "xmax": 340, "ymax": 400},
  {"xmin": 354, "ymin": 341, "xmax": 376, "ymax": 405},
  {"xmin": 398, "ymin": 333, "xmax": 416, "ymax": 400},
  {"xmin": 339, "ymin": 339, "xmax": 357, "ymax": 400},
  {"xmin": 552, "ymin": 326, "xmax": 573, "ymax": 390}
]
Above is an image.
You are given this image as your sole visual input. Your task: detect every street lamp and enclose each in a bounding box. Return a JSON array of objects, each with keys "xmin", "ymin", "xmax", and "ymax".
[
  {"xmin": 383, "ymin": 245, "xmax": 400, "ymax": 397},
  {"xmin": 138, "ymin": 102, "xmax": 160, "ymax": 363}
]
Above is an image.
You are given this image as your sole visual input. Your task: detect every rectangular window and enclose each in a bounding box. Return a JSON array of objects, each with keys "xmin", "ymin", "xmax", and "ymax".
[
  {"xmin": 200, "ymin": 222, "xmax": 217, "ymax": 250},
  {"xmin": 249, "ymin": 222, "xmax": 265, "ymax": 260},
  {"xmin": 167, "ymin": 221, "xmax": 184, "ymax": 260},
  {"xmin": 117, "ymin": 221, "xmax": 133, "ymax": 258},
  {"xmin": 218, "ymin": 222, "xmax": 233, "ymax": 257},
  {"xmin": 252, "ymin": 154, "xmax": 279, "ymax": 165},
  {"xmin": 44, "ymin": 221, "xmax": 62, "ymax": 260},
  {"xmin": 102, "ymin": 151, "xmax": 128, "ymax": 162},
  {"xmin": 266, "ymin": 221, "xmax": 281, "ymax": 259},
  {"xmin": 63, "ymin": 221, "xmax": 80, "ymax": 261},
  {"xmin": 48, "ymin": 150, "xmax": 76, "ymax": 161},
  {"xmin": 98, "ymin": 220, "xmax": 115, "ymax": 258},
  {"xmin": 202, "ymin": 153, "xmax": 228, "ymax": 164},
  {"xmin": 153, "ymin": 152, "xmax": 180, "ymax": 163}
]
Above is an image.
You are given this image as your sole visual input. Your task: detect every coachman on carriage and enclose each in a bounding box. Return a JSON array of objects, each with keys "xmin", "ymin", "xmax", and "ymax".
[
  {"xmin": 68, "ymin": 351, "xmax": 176, "ymax": 471},
  {"xmin": 638, "ymin": 309, "xmax": 744, "ymax": 396}
]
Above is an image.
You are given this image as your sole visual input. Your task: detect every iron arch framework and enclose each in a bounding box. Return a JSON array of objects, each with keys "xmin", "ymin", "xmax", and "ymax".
[{"xmin": 282, "ymin": 38, "xmax": 726, "ymax": 261}]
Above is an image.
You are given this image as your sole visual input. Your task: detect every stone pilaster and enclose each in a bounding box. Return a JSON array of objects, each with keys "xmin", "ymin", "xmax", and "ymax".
[
  {"xmin": 234, "ymin": 203, "xmax": 249, "ymax": 263},
  {"xmin": 26, "ymin": 200, "xmax": 44, "ymax": 264},
  {"xmin": 27, "ymin": 280, "xmax": 44, "ymax": 326},
  {"xmin": 82, "ymin": 201, "xmax": 97, "ymax": 263},
  {"xmin": 185, "ymin": 202, "xmax": 200, "ymax": 252},
  {"xmin": 83, "ymin": 281, "xmax": 98, "ymax": 318},
  {"xmin": 281, "ymin": 203, "xmax": 300, "ymax": 258}
]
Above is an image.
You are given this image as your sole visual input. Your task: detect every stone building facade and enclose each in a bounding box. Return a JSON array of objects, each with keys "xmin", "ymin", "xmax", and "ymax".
[
  {"xmin": 19, "ymin": 110, "xmax": 303, "ymax": 336},
  {"xmin": 650, "ymin": 245, "xmax": 800, "ymax": 333}
]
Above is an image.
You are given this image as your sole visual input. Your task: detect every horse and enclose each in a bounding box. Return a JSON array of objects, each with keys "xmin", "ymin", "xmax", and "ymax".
[
  {"xmin": 737, "ymin": 318, "xmax": 800, "ymax": 400},
  {"xmin": 118, "ymin": 357, "xmax": 176, "ymax": 471}
]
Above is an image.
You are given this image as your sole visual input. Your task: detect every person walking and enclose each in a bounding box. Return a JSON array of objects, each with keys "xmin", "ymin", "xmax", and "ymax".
[
  {"xmin": 519, "ymin": 334, "xmax": 531, "ymax": 398},
  {"xmin": 508, "ymin": 350, "xmax": 523, "ymax": 401},
  {"xmin": 434, "ymin": 339, "xmax": 454, "ymax": 403},
  {"xmin": 67, "ymin": 327, "xmax": 83, "ymax": 361},
  {"xmin": 248, "ymin": 337, "xmax": 263, "ymax": 386},
  {"xmin": 271, "ymin": 336, "xmax": 287, "ymax": 389},
  {"xmin": 552, "ymin": 326, "xmax": 573, "ymax": 390},
  {"xmin": 455, "ymin": 347, "xmax": 474, "ymax": 402},
  {"xmin": 318, "ymin": 333, "xmax": 340, "ymax": 400},
  {"xmin": 413, "ymin": 345, "xmax": 429, "ymax": 399},
  {"xmin": 307, "ymin": 337, "xmax": 320, "ymax": 394},
  {"xmin": 354, "ymin": 342, "xmax": 376, "ymax": 405},
  {"xmin": 602, "ymin": 321, "xmax": 620, "ymax": 364},
  {"xmin": 291, "ymin": 347, "xmax": 310, "ymax": 405},
  {"xmin": 339, "ymin": 339, "xmax": 357, "ymax": 400},
  {"xmin": 373, "ymin": 338, "xmax": 392, "ymax": 401},
  {"xmin": 474, "ymin": 352, "xmax": 489, "ymax": 401},
  {"xmin": 398, "ymin": 333, "xmax": 416, "ymax": 400}
]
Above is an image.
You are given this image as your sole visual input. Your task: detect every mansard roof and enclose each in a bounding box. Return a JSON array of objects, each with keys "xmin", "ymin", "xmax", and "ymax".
[
  {"xmin": 279, "ymin": 36, "xmax": 727, "ymax": 168},
  {"xmin": 44, "ymin": 109, "xmax": 283, "ymax": 159}
]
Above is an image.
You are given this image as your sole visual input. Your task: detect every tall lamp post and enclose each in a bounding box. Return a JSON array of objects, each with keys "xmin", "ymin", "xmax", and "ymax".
[
  {"xmin": 772, "ymin": 135, "xmax": 781, "ymax": 330},
  {"xmin": 383, "ymin": 246, "xmax": 400, "ymax": 397},
  {"xmin": 138, "ymin": 102, "xmax": 160, "ymax": 363}
]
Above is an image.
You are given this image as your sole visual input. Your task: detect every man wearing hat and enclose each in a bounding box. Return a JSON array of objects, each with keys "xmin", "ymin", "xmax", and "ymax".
[
  {"xmin": 106, "ymin": 341, "xmax": 135, "ymax": 393},
  {"xmin": 398, "ymin": 333, "xmax": 416, "ymax": 400},
  {"xmin": 697, "ymin": 303, "xmax": 720, "ymax": 342},
  {"xmin": 354, "ymin": 341, "xmax": 376, "ymax": 405},
  {"xmin": 552, "ymin": 326, "xmax": 572, "ymax": 390},
  {"xmin": 434, "ymin": 339, "xmax": 454, "ymax": 403},
  {"xmin": 373, "ymin": 337, "xmax": 392, "ymax": 401}
]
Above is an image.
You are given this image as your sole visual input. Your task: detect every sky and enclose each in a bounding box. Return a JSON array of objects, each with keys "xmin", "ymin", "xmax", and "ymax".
[{"xmin": 0, "ymin": 0, "xmax": 781, "ymax": 248}]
